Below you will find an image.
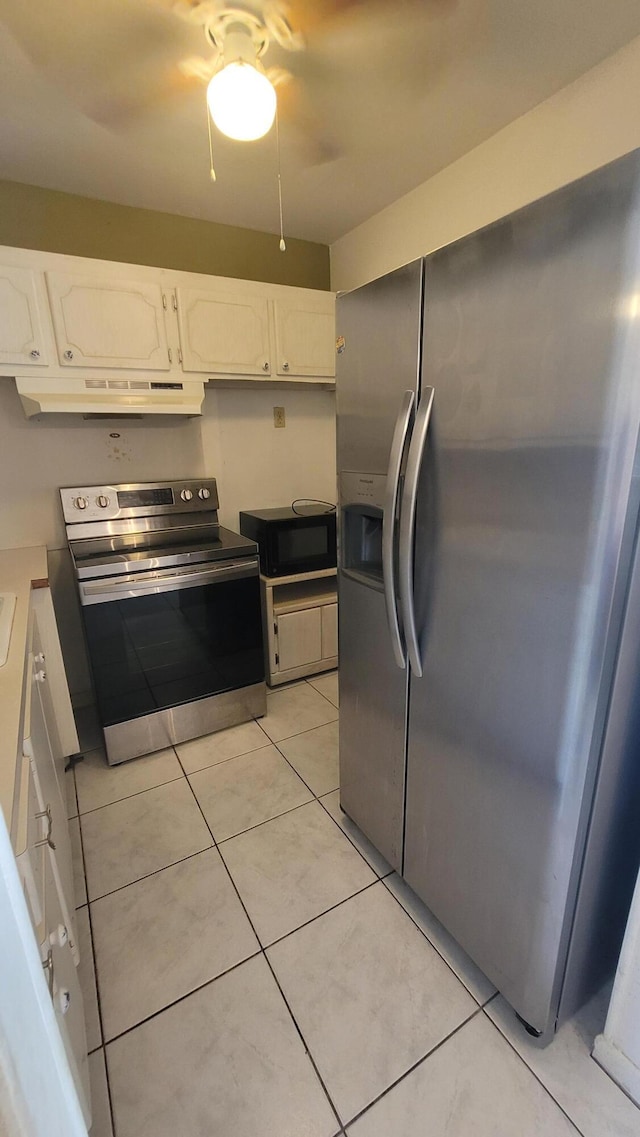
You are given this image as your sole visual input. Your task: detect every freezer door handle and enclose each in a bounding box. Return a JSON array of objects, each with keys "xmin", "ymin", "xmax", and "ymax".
[
  {"xmin": 383, "ymin": 389, "xmax": 415, "ymax": 668},
  {"xmin": 398, "ymin": 386, "xmax": 434, "ymax": 677}
]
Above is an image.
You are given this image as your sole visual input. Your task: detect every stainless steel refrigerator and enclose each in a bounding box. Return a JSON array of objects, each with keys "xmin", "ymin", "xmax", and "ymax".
[{"xmin": 337, "ymin": 150, "xmax": 640, "ymax": 1041}]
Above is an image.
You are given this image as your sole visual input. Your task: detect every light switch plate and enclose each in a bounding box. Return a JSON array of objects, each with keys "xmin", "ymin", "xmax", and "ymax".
[{"xmin": 273, "ymin": 406, "xmax": 286, "ymax": 428}]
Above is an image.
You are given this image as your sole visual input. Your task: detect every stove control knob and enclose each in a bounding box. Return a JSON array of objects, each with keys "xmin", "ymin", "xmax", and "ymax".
[
  {"xmin": 74, "ymin": 496, "xmax": 88, "ymax": 510},
  {"xmin": 198, "ymin": 487, "xmax": 211, "ymax": 500},
  {"xmin": 96, "ymin": 495, "xmax": 110, "ymax": 509},
  {"xmin": 180, "ymin": 489, "xmax": 193, "ymax": 502}
]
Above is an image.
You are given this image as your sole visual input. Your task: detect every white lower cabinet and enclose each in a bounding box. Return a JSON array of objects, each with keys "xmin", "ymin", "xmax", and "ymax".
[
  {"xmin": 277, "ymin": 608, "xmax": 323, "ymax": 672},
  {"xmin": 26, "ymin": 646, "xmax": 77, "ymax": 962},
  {"xmin": 40, "ymin": 847, "xmax": 90, "ymax": 1123},
  {"xmin": 262, "ymin": 569, "xmax": 338, "ymax": 686},
  {"xmin": 11, "ymin": 587, "xmax": 89, "ymax": 1127}
]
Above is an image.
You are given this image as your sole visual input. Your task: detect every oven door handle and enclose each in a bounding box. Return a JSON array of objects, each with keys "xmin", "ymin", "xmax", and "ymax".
[{"xmin": 79, "ymin": 557, "xmax": 259, "ymax": 605}]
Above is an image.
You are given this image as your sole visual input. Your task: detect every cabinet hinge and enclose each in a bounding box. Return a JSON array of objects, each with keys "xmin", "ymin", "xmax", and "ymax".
[
  {"xmin": 168, "ymin": 347, "xmax": 173, "ymax": 363},
  {"xmin": 178, "ymin": 347, "xmax": 183, "ymax": 364},
  {"xmin": 172, "ymin": 294, "xmax": 178, "ymax": 312},
  {"xmin": 273, "ymin": 622, "xmax": 277, "ymax": 635},
  {"xmin": 162, "ymin": 293, "xmax": 168, "ymax": 310},
  {"xmin": 275, "ymin": 653, "xmax": 279, "ymax": 666}
]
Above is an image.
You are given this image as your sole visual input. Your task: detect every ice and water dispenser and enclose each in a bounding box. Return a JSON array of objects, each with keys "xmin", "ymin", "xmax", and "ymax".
[{"xmin": 339, "ymin": 472, "xmax": 387, "ymax": 590}]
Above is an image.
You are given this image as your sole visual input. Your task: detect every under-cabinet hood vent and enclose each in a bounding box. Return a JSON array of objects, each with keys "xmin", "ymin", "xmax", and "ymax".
[{"xmin": 15, "ymin": 377, "xmax": 205, "ymax": 417}]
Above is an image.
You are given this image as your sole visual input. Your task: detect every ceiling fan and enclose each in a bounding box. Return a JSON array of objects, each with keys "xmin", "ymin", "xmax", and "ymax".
[{"xmin": 0, "ymin": 0, "xmax": 460, "ymax": 152}]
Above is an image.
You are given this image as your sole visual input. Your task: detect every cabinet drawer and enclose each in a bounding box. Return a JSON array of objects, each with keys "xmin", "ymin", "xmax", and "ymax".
[{"xmin": 276, "ymin": 608, "xmax": 323, "ymax": 671}]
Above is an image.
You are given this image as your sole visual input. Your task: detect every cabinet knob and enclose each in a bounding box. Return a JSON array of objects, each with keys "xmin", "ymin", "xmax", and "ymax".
[
  {"xmin": 282, "ymin": 361, "xmax": 290, "ymax": 371},
  {"xmin": 35, "ymin": 668, "xmax": 46, "ymax": 683},
  {"xmin": 30, "ymin": 348, "xmax": 40, "ymax": 360},
  {"xmin": 63, "ymin": 349, "xmax": 74, "ymax": 361},
  {"xmin": 262, "ymin": 361, "xmax": 270, "ymax": 372},
  {"xmin": 35, "ymin": 651, "xmax": 45, "ymax": 665}
]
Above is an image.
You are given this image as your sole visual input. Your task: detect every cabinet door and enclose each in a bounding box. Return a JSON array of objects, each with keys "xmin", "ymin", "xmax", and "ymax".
[
  {"xmin": 0, "ymin": 266, "xmax": 48, "ymax": 366},
  {"xmin": 46, "ymin": 271, "xmax": 171, "ymax": 370},
  {"xmin": 273, "ymin": 293, "xmax": 336, "ymax": 377},
  {"xmin": 321, "ymin": 602, "xmax": 338, "ymax": 659},
  {"xmin": 276, "ymin": 608, "xmax": 322, "ymax": 671},
  {"xmin": 41, "ymin": 850, "xmax": 90, "ymax": 1124},
  {"xmin": 26, "ymin": 652, "xmax": 77, "ymax": 961},
  {"xmin": 322, "ymin": 600, "xmax": 338, "ymax": 664},
  {"xmin": 16, "ymin": 755, "xmax": 46, "ymax": 939},
  {"xmin": 176, "ymin": 286, "xmax": 271, "ymax": 375}
]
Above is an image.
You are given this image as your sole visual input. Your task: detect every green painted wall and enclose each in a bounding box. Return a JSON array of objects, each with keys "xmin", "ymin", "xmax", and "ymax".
[{"xmin": 0, "ymin": 179, "xmax": 330, "ymax": 289}]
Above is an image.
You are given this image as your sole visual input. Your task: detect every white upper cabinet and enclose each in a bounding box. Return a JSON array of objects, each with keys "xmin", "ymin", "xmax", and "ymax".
[
  {"xmin": 176, "ymin": 286, "xmax": 272, "ymax": 375},
  {"xmin": 0, "ymin": 266, "xmax": 48, "ymax": 366},
  {"xmin": 45, "ymin": 271, "xmax": 171, "ymax": 370},
  {"xmin": 273, "ymin": 292, "xmax": 336, "ymax": 378}
]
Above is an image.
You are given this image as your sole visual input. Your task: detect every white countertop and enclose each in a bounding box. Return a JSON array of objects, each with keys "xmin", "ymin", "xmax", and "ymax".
[{"xmin": 0, "ymin": 546, "xmax": 48, "ymax": 829}]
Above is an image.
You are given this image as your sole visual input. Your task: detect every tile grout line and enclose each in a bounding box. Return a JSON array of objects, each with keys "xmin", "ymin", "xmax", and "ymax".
[
  {"xmin": 342, "ymin": 1006, "xmax": 484, "ymax": 1131},
  {"xmin": 76, "ymin": 772, "xmax": 186, "ymax": 818},
  {"xmin": 84, "ymin": 845, "xmax": 215, "ymax": 906},
  {"xmin": 480, "ymin": 1006, "xmax": 586, "ymax": 1136},
  {"xmin": 378, "ymin": 874, "xmax": 494, "ymax": 1009},
  {"xmin": 101, "ymin": 949, "xmax": 264, "ymax": 1047},
  {"xmin": 304, "ymin": 674, "xmax": 340, "ymax": 712},
  {"xmin": 315, "ymin": 791, "xmax": 391, "ymax": 879},
  {"xmin": 179, "ymin": 765, "xmax": 345, "ymax": 1135},
  {"xmin": 76, "ymin": 809, "xmax": 118, "ymax": 1137}
]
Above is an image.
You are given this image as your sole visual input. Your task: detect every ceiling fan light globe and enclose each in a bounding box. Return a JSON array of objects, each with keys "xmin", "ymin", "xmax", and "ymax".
[{"xmin": 207, "ymin": 62, "xmax": 277, "ymax": 142}]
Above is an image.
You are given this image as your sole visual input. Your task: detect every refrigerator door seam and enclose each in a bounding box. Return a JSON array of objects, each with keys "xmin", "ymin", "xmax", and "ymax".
[{"xmin": 383, "ymin": 389, "xmax": 415, "ymax": 668}]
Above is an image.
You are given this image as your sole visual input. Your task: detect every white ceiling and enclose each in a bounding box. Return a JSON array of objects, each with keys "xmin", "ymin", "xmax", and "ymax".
[{"xmin": 0, "ymin": 1, "xmax": 639, "ymax": 246}]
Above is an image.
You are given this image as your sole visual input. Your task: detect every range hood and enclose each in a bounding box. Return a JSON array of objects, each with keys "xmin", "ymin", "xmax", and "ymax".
[{"xmin": 16, "ymin": 376, "xmax": 205, "ymax": 417}]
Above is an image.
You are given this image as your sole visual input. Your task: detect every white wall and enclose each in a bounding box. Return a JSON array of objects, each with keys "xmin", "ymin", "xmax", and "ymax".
[
  {"xmin": 331, "ymin": 35, "xmax": 640, "ymax": 292},
  {"xmin": 0, "ymin": 378, "xmax": 336, "ymax": 698},
  {"xmin": 201, "ymin": 386, "xmax": 337, "ymax": 530}
]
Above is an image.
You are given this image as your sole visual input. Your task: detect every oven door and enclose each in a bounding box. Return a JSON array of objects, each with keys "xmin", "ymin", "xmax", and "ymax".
[{"xmin": 78, "ymin": 558, "xmax": 264, "ymax": 729}]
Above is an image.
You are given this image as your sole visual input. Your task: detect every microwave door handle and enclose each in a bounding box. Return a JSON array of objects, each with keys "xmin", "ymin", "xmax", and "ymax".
[
  {"xmin": 383, "ymin": 389, "xmax": 415, "ymax": 669},
  {"xmin": 398, "ymin": 386, "xmax": 434, "ymax": 677}
]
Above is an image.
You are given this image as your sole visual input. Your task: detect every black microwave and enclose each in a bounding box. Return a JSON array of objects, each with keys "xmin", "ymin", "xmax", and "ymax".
[{"xmin": 239, "ymin": 505, "xmax": 337, "ymax": 578}]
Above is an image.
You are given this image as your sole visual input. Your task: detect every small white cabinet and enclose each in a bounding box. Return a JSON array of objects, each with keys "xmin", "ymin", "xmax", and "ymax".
[
  {"xmin": 273, "ymin": 292, "xmax": 336, "ymax": 378},
  {"xmin": 277, "ymin": 608, "xmax": 323, "ymax": 671},
  {"xmin": 0, "ymin": 265, "xmax": 48, "ymax": 367},
  {"xmin": 262, "ymin": 568, "xmax": 338, "ymax": 686},
  {"xmin": 176, "ymin": 285, "xmax": 271, "ymax": 375},
  {"xmin": 46, "ymin": 270, "xmax": 171, "ymax": 370}
]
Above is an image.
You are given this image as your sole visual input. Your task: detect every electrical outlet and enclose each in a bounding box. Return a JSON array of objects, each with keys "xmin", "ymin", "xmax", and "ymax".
[{"xmin": 273, "ymin": 406, "xmax": 286, "ymax": 428}]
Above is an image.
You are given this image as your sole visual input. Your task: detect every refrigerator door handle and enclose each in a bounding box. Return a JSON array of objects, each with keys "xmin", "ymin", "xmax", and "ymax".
[
  {"xmin": 383, "ymin": 389, "xmax": 415, "ymax": 668},
  {"xmin": 398, "ymin": 386, "xmax": 435, "ymax": 677}
]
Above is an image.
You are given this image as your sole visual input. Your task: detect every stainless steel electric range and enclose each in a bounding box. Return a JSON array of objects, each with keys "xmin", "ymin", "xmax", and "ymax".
[{"xmin": 61, "ymin": 479, "xmax": 266, "ymax": 764}]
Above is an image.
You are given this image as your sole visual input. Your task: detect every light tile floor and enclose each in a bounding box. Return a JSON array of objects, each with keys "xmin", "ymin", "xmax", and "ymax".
[{"xmin": 69, "ymin": 675, "xmax": 640, "ymax": 1137}]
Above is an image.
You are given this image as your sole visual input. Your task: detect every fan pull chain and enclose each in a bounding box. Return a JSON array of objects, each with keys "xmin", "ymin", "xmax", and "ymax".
[
  {"xmin": 207, "ymin": 106, "xmax": 217, "ymax": 182},
  {"xmin": 276, "ymin": 104, "xmax": 286, "ymax": 252}
]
